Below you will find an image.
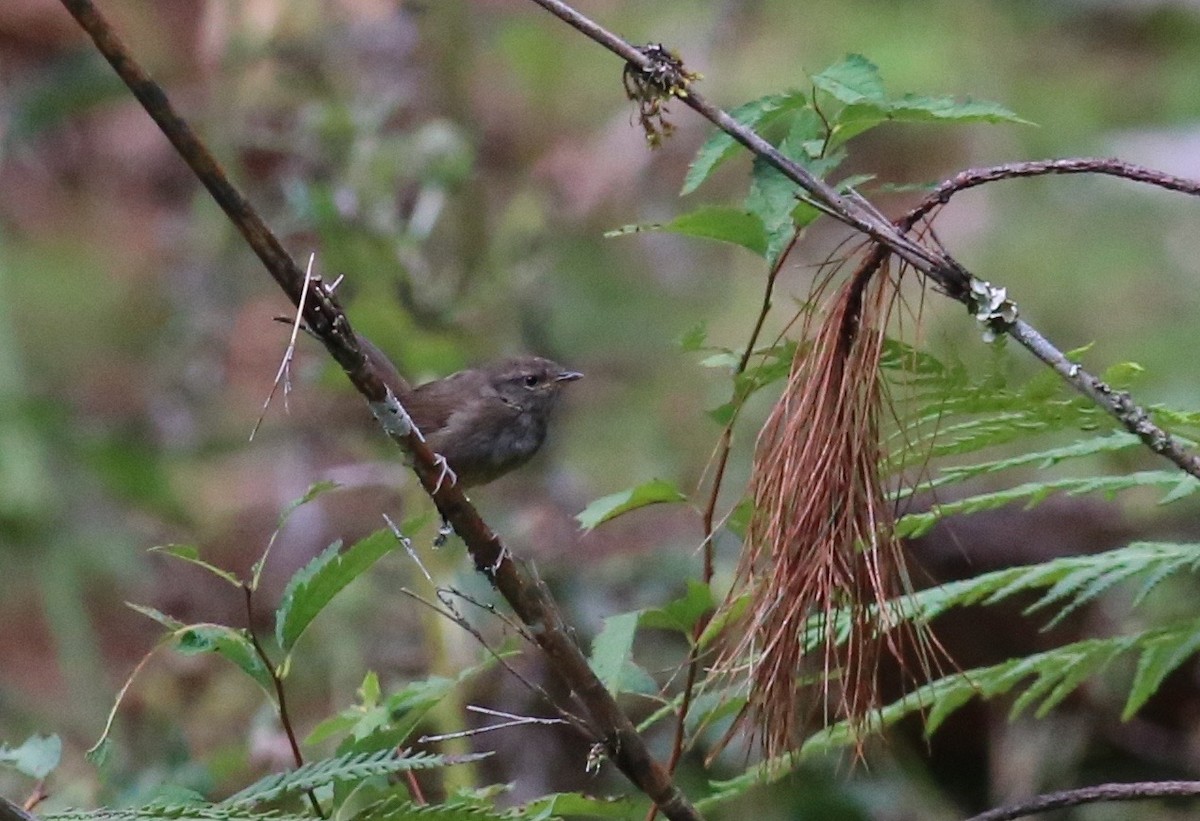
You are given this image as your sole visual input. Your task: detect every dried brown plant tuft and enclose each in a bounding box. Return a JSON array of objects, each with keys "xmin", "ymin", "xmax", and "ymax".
[{"xmin": 713, "ymin": 251, "xmax": 938, "ymax": 761}]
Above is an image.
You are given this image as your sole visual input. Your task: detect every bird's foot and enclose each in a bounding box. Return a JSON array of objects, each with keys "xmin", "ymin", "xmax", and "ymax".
[
  {"xmin": 489, "ymin": 545, "xmax": 508, "ymax": 576},
  {"xmin": 433, "ymin": 515, "xmax": 453, "ymax": 548}
]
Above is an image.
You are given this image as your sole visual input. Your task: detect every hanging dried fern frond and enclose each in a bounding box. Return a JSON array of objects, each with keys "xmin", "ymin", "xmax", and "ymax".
[{"xmin": 713, "ymin": 251, "xmax": 941, "ymax": 760}]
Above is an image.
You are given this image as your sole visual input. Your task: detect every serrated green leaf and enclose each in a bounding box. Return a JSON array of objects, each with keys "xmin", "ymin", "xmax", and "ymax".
[
  {"xmin": 148, "ymin": 544, "xmax": 242, "ymax": 588},
  {"xmin": 887, "ymin": 93, "xmax": 1032, "ymax": 125},
  {"xmin": 682, "ymin": 92, "xmax": 804, "ymax": 195},
  {"xmin": 589, "ymin": 611, "xmax": 641, "ymax": 695},
  {"xmin": 0, "ymin": 734, "xmax": 61, "ymax": 779},
  {"xmin": 811, "ymin": 54, "xmax": 886, "ymax": 105},
  {"xmin": 275, "ymin": 529, "xmax": 398, "ymax": 654},
  {"xmin": 1102, "ymin": 361, "xmax": 1145, "ymax": 388},
  {"xmin": 576, "ymin": 479, "xmax": 687, "ymax": 531},
  {"xmin": 746, "ymin": 158, "xmax": 802, "ymax": 265}
]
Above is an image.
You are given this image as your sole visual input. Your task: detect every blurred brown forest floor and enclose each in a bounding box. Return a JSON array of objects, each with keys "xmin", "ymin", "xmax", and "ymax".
[{"xmin": 5, "ymin": 1, "xmax": 1200, "ymax": 818}]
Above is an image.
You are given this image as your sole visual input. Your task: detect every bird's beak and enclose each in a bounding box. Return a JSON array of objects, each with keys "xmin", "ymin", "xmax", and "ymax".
[{"xmin": 555, "ymin": 370, "xmax": 584, "ymax": 383}]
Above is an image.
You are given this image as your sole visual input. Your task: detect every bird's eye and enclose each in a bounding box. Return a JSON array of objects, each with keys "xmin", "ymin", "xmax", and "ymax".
[{"xmin": 523, "ymin": 374, "xmax": 540, "ymax": 387}]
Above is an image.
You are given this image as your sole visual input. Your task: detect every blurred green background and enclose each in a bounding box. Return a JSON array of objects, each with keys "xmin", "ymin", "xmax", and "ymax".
[{"xmin": 4, "ymin": 0, "xmax": 1200, "ymax": 818}]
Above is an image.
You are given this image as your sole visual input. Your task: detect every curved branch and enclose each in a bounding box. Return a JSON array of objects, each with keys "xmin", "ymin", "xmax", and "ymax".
[
  {"xmin": 57, "ymin": 2, "xmax": 699, "ymax": 819},
  {"xmin": 964, "ymin": 780, "xmax": 1200, "ymax": 821},
  {"xmin": 906, "ymin": 157, "xmax": 1200, "ymax": 228}
]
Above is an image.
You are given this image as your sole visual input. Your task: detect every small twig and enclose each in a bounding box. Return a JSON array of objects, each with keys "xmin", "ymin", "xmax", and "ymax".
[
  {"xmin": 909, "ymin": 157, "xmax": 1200, "ymax": 228},
  {"xmin": 21, "ymin": 784, "xmax": 47, "ymax": 813},
  {"xmin": 963, "ymin": 779, "xmax": 1200, "ymax": 821},
  {"xmin": 251, "ymin": 253, "xmax": 316, "ymax": 441},
  {"xmin": 419, "ymin": 705, "xmax": 567, "ymax": 743},
  {"xmin": 403, "ymin": 771, "xmax": 427, "ymax": 806},
  {"xmin": 396, "ymin": 587, "xmax": 590, "ymax": 733},
  {"xmin": 241, "ymin": 585, "xmax": 325, "ymax": 818}
]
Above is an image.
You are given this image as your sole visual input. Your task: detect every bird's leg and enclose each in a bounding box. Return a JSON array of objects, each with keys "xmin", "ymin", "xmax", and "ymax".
[{"xmin": 430, "ymin": 453, "xmax": 458, "ymax": 494}]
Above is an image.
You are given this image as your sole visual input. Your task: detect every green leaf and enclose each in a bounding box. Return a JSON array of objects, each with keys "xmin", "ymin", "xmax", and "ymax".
[
  {"xmin": 589, "ymin": 611, "xmax": 641, "ymax": 695},
  {"xmin": 605, "ymin": 208, "xmax": 769, "ymax": 257},
  {"xmin": 173, "ymin": 624, "xmax": 274, "ymax": 694},
  {"xmin": 519, "ymin": 792, "xmax": 644, "ymax": 820},
  {"xmin": 1124, "ymin": 629, "xmax": 1200, "ymax": 719},
  {"xmin": 639, "ymin": 580, "xmax": 714, "ymax": 635},
  {"xmin": 887, "ymin": 93, "xmax": 1031, "ymax": 125},
  {"xmin": 811, "ymin": 54, "xmax": 887, "ymax": 105},
  {"xmin": 0, "ymin": 734, "xmax": 61, "ymax": 779},
  {"xmin": 148, "ymin": 544, "xmax": 242, "ymax": 588},
  {"xmin": 127, "ymin": 602, "xmax": 185, "ymax": 630},
  {"xmin": 682, "ymin": 93, "xmax": 804, "ymax": 195},
  {"xmin": 678, "ymin": 322, "xmax": 708, "ymax": 352},
  {"xmin": 661, "ymin": 206, "xmax": 769, "ymax": 256},
  {"xmin": 275, "ymin": 529, "xmax": 399, "ymax": 654},
  {"xmin": 576, "ymin": 479, "xmax": 687, "ymax": 531},
  {"xmin": 746, "ymin": 160, "xmax": 801, "ymax": 265}
]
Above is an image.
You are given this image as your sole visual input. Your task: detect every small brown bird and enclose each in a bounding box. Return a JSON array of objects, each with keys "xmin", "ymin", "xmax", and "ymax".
[{"xmin": 359, "ymin": 335, "xmax": 582, "ymax": 487}]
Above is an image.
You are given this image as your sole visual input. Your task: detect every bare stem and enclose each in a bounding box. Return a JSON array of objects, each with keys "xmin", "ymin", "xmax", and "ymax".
[
  {"xmin": 241, "ymin": 585, "xmax": 325, "ymax": 818},
  {"xmin": 964, "ymin": 780, "xmax": 1200, "ymax": 821}
]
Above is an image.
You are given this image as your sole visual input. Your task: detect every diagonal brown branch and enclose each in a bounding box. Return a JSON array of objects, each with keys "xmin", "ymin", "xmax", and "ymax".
[{"xmin": 57, "ymin": 2, "xmax": 700, "ymax": 818}]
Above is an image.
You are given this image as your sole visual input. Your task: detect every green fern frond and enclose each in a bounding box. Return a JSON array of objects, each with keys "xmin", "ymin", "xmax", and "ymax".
[
  {"xmin": 45, "ymin": 809, "xmax": 308, "ymax": 821},
  {"xmin": 222, "ymin": 749, "xmax": 491, "ymax": 807},
  {"xmin": 895, "ymin": 471, "xmax": 1198, "ymax": 538},
  {"xmin": 888, "ymin": 542, "xmax": 1200, "ymax": 627},
  {"xmin": 698, "ymin": 615, "xmax": 1200, "ymax": 810},
  {"xmin": 352, "ymin": 795, "xmax": 511, "ymax": 821},
  {"xmin": 895, "ymin": 431, "xmax": 1149, "ymax": 495}
]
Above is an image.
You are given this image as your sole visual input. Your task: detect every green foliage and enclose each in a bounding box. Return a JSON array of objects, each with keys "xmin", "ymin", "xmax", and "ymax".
[
  {"xmin": 605, "ymin": 207, "xmax": 768, "ymax": 257},
  {"xmin": 576, "ymin": 479, "xmax": 687, "ymax": 531},
  {"xmin": 222, "ymin": 749, "xmax": 489, "ymax": 807},
  {"xmin": 275, "ymin": 529, "xmax": 399, "ymax": 655},
  {"xmin": 619, "ymin": 55, "xmax": 1028, "ymax": 279},
  {"xmin": 127, "ymin": 605, "xmax": 274, "ymax": 695},
  {"xmin": 44, "ymin": 810, "xmax": 313, "ymax": 821}
]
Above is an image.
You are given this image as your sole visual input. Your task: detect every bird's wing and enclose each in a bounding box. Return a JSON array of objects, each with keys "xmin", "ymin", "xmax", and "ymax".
[{"xmin": 407, "ymin": 370, "xmax": 493, "ymax": 434}]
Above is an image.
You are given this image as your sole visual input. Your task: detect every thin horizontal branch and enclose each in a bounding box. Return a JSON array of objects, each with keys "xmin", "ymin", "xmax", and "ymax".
[
  {"xmin": 964, "ymin": 779, "xmax": 1200, "ymax": 821},
  {"xmin": 524, "ymin": 0, "xmax": 1200, "ymax": 483},
  {"xmin": 907, "ymin": 156, "xmax": 1200, "ymax": 227},
  {"xmin": 57, "ymin": 2, "xmax": 699, "ymax": 818}
]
